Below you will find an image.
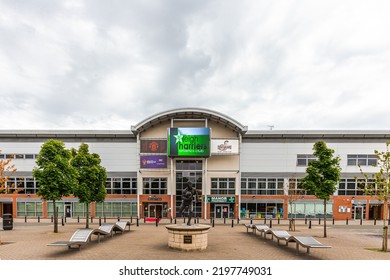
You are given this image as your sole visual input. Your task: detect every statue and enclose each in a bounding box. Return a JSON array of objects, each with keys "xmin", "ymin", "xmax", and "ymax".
[{"xmin": 178, "ymin": 181, "xmax": 199, "ymax": 226}]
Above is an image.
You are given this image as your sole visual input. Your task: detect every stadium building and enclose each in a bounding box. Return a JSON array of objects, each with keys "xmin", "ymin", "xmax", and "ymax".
[{"xmin": 0, "ymin": 108, "xmax": 388, "ymax": 221}]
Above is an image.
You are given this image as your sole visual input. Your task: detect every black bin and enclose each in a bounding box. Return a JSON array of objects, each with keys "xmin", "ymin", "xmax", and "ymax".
[{"xmin": 3, "ymin": 214, "xmax": 13, "ymax": 230}]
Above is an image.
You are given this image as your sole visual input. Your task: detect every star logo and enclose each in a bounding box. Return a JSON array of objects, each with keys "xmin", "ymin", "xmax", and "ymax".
[{"xmin": 173, "ymin": 130, "xmax": 184, "ymax": 144}]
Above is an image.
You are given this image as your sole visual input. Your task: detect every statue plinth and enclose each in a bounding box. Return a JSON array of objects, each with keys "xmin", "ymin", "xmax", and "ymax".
[{"xmin": 165, "ymin": 224, "xmax": 211, "ymax": 251}]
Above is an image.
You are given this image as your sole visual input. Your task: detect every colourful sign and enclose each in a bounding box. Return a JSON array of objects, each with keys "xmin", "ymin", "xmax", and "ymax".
[
  {"xmin": 140, "ymin": 155, "xmax": 168, "ymax": 168},
  {"xmin": 168, "ymin": 128, "xmax": 210, "ymax": 157}
]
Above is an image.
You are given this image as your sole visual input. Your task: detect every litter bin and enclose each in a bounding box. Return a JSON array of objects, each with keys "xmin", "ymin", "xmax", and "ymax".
[{"xmin": 2, "ymin": 214, "xmax": 13, "ymax": 230}]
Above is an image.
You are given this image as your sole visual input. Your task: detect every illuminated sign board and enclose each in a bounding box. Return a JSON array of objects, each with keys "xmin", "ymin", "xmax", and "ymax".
[
  {"xmin": 140, "ymin": 155, "xmax": 168, "ymax": 168},
  {"xmin": 168, "ymin": 128, "xmax": 210, "ymax": 157}
]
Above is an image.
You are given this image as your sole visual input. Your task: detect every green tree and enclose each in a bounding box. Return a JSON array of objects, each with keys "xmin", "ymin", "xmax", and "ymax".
[
  {"xmin": 301, "ymin": 141, "xmax": 341, "ymax": 237},
  {"xmin": 359, "ymin": 141, "xmax": 390, "ymax": 252},
  {"xmin": 33, "ymin": 139, "xmax": 78, "ymax": 233},
  {"xmin": 71, "ymin": 143, "xmax": 107, "ymax": 229}
]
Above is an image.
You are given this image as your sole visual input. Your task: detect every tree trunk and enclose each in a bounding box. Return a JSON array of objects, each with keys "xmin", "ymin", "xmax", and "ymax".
[
  {"xmin": 53, "ymin": 200, "xmax": 58, "ymax": 233},
  {"xmin": 383, "ymin": 201, "xmax": 388, "ymax": 251},
  {"xmin": 85, "ymin": 202, "xmax": 89, "ymax": 229},
  {"xmin": 323, "ymin": 199, "xmax": 327, "ymax": 238}
]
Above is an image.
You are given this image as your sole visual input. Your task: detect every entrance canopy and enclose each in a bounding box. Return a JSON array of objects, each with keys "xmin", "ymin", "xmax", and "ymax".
[{"xmin": 131, "ymin": 107, "xmax": 248, "ymax": 135}]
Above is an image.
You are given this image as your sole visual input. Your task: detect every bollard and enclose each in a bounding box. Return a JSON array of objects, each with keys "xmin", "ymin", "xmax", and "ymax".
[
  {"xmin": 332, "ymin": 218, "xmax": 335, "ymax": 225},
  {"xmin": 90, "ymin": 216, "xmax": 93, "ymax": 224},
  {"xmin": 99, "ymin": 217, "xmax": 102, "ymax": 226},
  {"xmin": 374, "ymin": 218, "xmax": 377, "ymax": 225},
  {"xmin": 318, "ymin": 218, "xmax": 321, "ymax": 225},
  {"xmin": 212, "ymin": 218, "xmax": 215, "ymax": 227},
  {"xmin": 174, "ymin": 218, "xmax": 177, "ymax": 224},
  {"xmin": 278, "ymin": 217, "xmax": 280, "ymax": 224},
  {"xmin": 25, "ymin": 216, "xmax": 27, "ymax": 223},
  {"xmin": 131, "ymin": 216, "xmax": 133, "ymax": 223},
  {"xmin": 197, "ymin": 217, "xmax": 199, "ymax": 224},
  {"xmin": 184, "ymin": 218, "xmax": 186, "ymax": 224},
  {"xmin": 250, "ymin": 218, "xmax": 253, "ymax": 224},
  {"xmin": 269, "ymin": 219, "xmax": 272, "ymax": 228},
  {"xmin": 305, "ymin": 217, "xmax": 307, "ymax": 225},
  {"xmin": 360, "ymin": 218, "xmax": 363, "ymax": 225},
  {"xmin": 64, "ymin": 216, "xmax": 66, "ymax": 223},
  {"xmin": 104, "ymin": 216, "xmax": 106, "ymax": 223},
  {"xmin": 78, "ymin": 216, "xmax": 80, "ymax": 223},
  {"xmin": 136, "ymin": 217, "xmax": 139, "ymax": 227},
  {"xmin": 309, "ymin": 220, "xmax": 312, "ymax": 229},
  {"xmin": 156, "ymin": 218, "xmax": 158, "ymax": 227},
  {"xmin": 170, "ymin": 217, "xmax": 173, "ymax": 224},
  {"xmin": 237, "ymin": 217, "xmax": 240, "ymax": 224},
  {"xmin": 388, "ymin": 219, "xmax": 390, "ymax": 225},
  {"xmin": 231, "ymin": 219, "xmax": 234, "ymax": 228},
  {"xmin": 51, "ymin": 216, "xmax": 53, "ymax": 223},
  {"xmin": 38, "ymin": 216, "xmax": 40, "ymax": 223},
  {"xmin": 144, "ymin": 217, "xmax": 146, "ymax": 223},
  {"xmin": 224, "ymin": 217, "xmax": 226, "ymax": 224},
  {"xmin": 118, "ymin": 217, "xmax": 120, "ymax": 221},
  {"xmin": 61, "ymin": 217, "xmax": 64, "ymax": 226},
  {"xmin": 264, "ymin": 217, "xmax": 267, "ymax": 224},
  {"xmin": 346, "ymin": 218, "xmax": 349, "ymax": 225}
]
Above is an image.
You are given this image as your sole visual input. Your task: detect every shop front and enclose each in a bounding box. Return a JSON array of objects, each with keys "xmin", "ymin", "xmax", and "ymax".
[
  {"xmin": 207, "ymin": 196, "xmax": 236, "ymax": 219},
  {"xmin": 140, "ymin": 195, "xmax": 171, "ymax": 219}
]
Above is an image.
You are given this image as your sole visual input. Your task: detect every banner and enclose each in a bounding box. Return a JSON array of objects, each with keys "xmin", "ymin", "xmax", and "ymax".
[
  {"xmin": 140, "ymin": 155, "xmax": 168, "ymax": 168},
  {"xmin": 211, "ymin": 139, "xmax": 239, "ymax": 155},
  {"xmin": 168, "ymin": 128, "xmax": 210, "ymax": 157}
]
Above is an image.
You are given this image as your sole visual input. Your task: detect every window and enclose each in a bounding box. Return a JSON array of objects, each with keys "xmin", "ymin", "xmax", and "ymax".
[
  {"xmin": 17, "ymin": 202, "xmax": 43, "ymax": 217},
  {"xmin": 143, "ymin": 178, "xmax": 167, "ymax": 194},
  {"xmin": 95, "ymin": 202, "xmax": 138, "ymax": 218},
  {"xmin": 211, "ymin": 178, "xmax": 235, "ymax": 195},
  {"xmin": 105, "ymin": 177, "xmax": 137, "ymax": 194},
  {"xmin": 347, "ymin": 155, "xmax": 377, "ymax": 166},
  {"xmin": 338, "ymin": 178, "xmax": 370, "ymax": 196},
  {"xmin": 241, "ymin": 178, "xmax": 284, "ymax": 195},
  {"xmin": 297, "ymin": 154, "xmax": 316, "ymax": 166}
]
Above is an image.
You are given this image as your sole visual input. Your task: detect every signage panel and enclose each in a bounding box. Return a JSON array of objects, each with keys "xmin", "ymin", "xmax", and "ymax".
[
  {"xmin": 167, "ymin": 128, "xmax": 210, "ymax": 157},
  {"xmin": 140, "ymin": 140, "xmax": 167, "ymax": 153},
  {"xmin": 140, "ymin": 155, "xmax": 168, "ymax": 168},
  {"xmin": 205, "ymin": 196, "xmax": 236, "ymax": 203},
  {"xmin": 211, "ymin": 139, "xmax": 239, "ymax": 155}
]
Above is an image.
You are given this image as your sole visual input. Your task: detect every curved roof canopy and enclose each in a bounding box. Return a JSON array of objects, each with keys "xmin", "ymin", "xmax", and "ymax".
[{"xmin": 131, "ymin": 107, "xmax": 248, "ymax": 135}]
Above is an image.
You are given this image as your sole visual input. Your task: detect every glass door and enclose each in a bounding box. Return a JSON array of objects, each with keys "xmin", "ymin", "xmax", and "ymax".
[
  {"xmin": 215, "ymin": 204, "xmax": 229, "ymax": 219},
  {"xmin": 148, "ymin": 204, "xmax": 163, "ymax": 218}
]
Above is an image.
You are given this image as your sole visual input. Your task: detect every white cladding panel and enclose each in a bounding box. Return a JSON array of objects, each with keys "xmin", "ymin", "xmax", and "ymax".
[
  {"xmin": 240, "ymin": 141, "xmax": 388, "ymax": 173},
  {"xmin": 0, "ymin": 142, "xmax": 138, "ymax": 172}
]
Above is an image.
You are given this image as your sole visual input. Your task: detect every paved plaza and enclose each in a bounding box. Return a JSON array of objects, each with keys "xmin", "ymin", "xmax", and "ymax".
[{"xmin": 1, "ymin": 218, "xmax": 390, "ymax": 260}]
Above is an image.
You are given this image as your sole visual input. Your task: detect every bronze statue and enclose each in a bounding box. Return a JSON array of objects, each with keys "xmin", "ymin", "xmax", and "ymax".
[{"xmin": 178, "ymin": 181, "xmax": 199, "ymax": 226}]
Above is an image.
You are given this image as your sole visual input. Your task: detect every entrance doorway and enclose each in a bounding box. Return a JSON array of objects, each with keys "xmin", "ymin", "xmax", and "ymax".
[
  {"xmin": 215, "ymin": 204, "xmax": 229, "ymax": 219},
  {"xmin": 148, "ymin": 204, "xmax": 163, "ymax": 218},
  {"xmin": 353, "ymin": 206, "xmax": 365, "ymax": 220},
  {"xmin": 65, "ymin": 204, "xmax": 72, "ymax": 218}
]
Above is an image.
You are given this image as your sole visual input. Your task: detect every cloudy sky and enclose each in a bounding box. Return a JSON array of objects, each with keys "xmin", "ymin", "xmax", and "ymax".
[{"xmin": 1, "ymin": 0, "xmax": 390, "ymax": 131}]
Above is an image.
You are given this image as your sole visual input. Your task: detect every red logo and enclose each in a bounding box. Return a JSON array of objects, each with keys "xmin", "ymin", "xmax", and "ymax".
[{"xmin": 149, "ymin": 141, "xmax": 159, "ymax": 152}]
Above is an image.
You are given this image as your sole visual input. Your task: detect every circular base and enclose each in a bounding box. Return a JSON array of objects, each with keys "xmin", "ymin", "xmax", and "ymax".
[{"xmin": 165, "ymin": 224, "xmax": 211, "ymax": 251}]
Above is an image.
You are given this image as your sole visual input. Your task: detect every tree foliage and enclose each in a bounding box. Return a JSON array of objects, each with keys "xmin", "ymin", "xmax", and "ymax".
[
  {"xmin": 359, "ymin": 141, "xmax": 390, "ymax": 251},
  {"xmin": 0, "ymin": 151, "xmax": 22, "ymax": 194},
  {"xmin": 301, "ymin": 141, "xmax": 341, "ymax": 237},
  {"xmin": 71, "ymin": 143, "xmax": 107, "ymax": 228},
  {"xmin": 33, "ymin": 139, "xmax": 78, "ymax": 233}
]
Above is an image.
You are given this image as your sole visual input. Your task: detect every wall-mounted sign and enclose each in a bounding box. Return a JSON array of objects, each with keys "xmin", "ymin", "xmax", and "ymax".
[
  {"xmin": 167, "ymin": 128, "xmax": 210, "ymax": 157},
  {"xmin": 140, "ymin": 140, "xmax": 167, "ymax": 153},
  {"xmin": 205, "ymin": 196, "xmax": 236, "ymax": 203},
  {"xmin": 140, "ymin": 155, "xmax": 168, "ymax": 168},
  {"xmin": 211, "ymin": 139, "xmax": 239, "ymax": 155}
]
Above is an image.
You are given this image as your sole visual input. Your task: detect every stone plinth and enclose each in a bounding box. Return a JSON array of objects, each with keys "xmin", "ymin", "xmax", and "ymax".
[{"xmin": 165, "ymin": 224, "xmax": 211, "ymax": 251}]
